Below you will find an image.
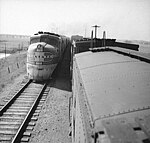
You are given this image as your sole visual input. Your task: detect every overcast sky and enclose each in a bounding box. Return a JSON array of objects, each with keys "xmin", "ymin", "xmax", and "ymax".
[{"xmin": 0, "ymin": 0, "xmax": 150, "ymax": 41}]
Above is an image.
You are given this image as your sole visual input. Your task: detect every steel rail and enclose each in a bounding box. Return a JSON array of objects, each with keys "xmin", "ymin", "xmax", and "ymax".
[
  {"xmin": 11, "ymin": 82, "xmax": 47, "ymax": 143},
  {"xmin": 0, "ymin": 80, "xmax": 32, "ymax": 115}
]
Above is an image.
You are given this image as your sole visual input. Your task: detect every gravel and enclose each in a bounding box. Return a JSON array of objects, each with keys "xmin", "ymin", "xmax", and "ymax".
[
  {"xmin": 29, "ymin": 77, "xmax": 72, "ymax": 143},
  {"xmin": 0, "ymin": 44, "xmax": 72, "ymax": 142},
  {"xmin": 29, "ymin": 44, "xmax": 72, "ymax": 143}
]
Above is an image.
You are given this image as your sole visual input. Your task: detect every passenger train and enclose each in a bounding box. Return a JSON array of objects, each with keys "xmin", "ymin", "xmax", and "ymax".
[
  {"xmin": 27, "ymin": 31, "xmax": 70, "ymax": 81},
  {"xmin": 70, "ymin": 36, "xmax": 150, "ymax": 143}
]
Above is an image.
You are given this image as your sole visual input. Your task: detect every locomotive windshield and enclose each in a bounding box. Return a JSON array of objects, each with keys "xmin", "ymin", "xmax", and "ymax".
[
  {"xmin": 41, "ymin": 36, "xmax": 59, "ymax": 47},
  {"xmin": 30, "ymin": 35, "xmax": 59, "ymax": 47},
  {"xmin": 30, "ymin": 37, "xmax": 40, "ymax": 44}
]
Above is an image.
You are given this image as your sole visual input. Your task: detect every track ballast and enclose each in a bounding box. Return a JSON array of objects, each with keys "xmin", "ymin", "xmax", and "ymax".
[{"xmin": 0, "ymin": 80, "xmax": 49, "ymax": 143}]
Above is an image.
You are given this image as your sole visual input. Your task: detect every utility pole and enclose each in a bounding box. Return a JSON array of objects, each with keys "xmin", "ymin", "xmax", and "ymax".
[
  {"xmin": 22, "ymin": 42, "xmax": 23, "ymax": 51},
  {"xmin": 103, "ymin": 31, "xmax": 106, "ymax": 47},
  {"xmin": 18, "ymin": 44, "xmax": 20, "ymax": 53},
  {"xmin": 5, "ymin": 43, "xmax": 6, "ymax": 59},
  {"xmin": 90, "ymin": 30, "xmax": 93, "ymax": 48},
  {"xmin": 92, "ymin": 25, "xmax": 100, "ymax": 38}
]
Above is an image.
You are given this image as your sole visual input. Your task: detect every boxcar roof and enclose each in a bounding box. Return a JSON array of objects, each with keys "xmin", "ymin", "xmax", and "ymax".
[{"xmin": 75, "ymin": 50, "xmax": 150, "ymax": 124}]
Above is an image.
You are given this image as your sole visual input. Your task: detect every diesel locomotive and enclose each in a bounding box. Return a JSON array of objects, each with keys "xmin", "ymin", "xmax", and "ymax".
[
  {"xmin": 27, "ymin": 31, "xmax": 70, "ymax": 81},
  {"xmin": 70, "ymin": 39, "xmax": 150, "ymax": 143}
]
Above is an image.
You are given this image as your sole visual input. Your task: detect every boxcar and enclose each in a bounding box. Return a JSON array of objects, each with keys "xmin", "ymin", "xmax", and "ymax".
[{"xmin": 71, "ymin": 46, "xmax": 150, "ymax": 143}]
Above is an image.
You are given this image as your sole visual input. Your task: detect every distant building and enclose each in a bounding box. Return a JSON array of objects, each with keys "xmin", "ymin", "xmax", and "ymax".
[
  {"xmin": 0, "ymin": 34, "xmax": 30, "ymax": 41},
  {"xmin": 71, "ymin": 35, "xmax": 83, "ymax": 43}
]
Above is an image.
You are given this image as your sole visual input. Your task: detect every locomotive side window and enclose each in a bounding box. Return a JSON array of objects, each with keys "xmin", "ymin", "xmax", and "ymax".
[
  {"xmin": 30, "ymin": 37, "xmax": 40, "ymax": 44},
  {"xmin": 48, "ymin": 38, "xmax": 59, "ymax": 47}
]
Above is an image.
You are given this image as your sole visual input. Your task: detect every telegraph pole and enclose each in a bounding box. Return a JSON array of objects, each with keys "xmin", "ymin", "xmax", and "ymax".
[
  {"xmin": 92, "ymin": 25, "xmax": 100, "ymax": 38},
  {"xmin": 5, "ymin": 43, "xmax": 6, "ymax": 59},
  {"xmin": 103, "ymin": 31, "xmax": 106, "ymax": 47},
  {"xmin": 90, "ymin": 30, "xmax": 93, "ymax": 48}
]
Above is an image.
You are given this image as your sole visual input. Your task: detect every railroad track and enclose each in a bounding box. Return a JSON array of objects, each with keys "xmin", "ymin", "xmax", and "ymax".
[{"xmin": 0, "ymin": 80, "xmax": 50, "ymax": 143}]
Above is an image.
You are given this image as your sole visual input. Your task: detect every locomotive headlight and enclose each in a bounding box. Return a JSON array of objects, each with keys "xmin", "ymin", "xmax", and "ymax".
[{"xmin": 37, "ymin": 44, "xmax": 43, "ymax": 51}]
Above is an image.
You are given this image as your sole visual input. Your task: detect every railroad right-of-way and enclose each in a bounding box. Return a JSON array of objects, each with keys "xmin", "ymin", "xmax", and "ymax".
[
  {"xmin": 0, "ymin": 79, "xmax": 51, "ymax": 142},
  {"xmin": 28, "ymin": 40, "xmax": 72, "ymax": 143}
]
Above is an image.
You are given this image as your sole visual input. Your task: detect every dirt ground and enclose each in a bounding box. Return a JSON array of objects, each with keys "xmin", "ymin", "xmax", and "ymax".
[
  {"xmin": 0, "ymin": 51, "xmax": 26, "ymax": 92},
  {"xmin": 28, "ymin": 77, "xmax": 72, "ymax": 143},
  {"xmin": 28, "ymin": 43, "xmax": 72, "ymax": 143},
  {"xmin": 0, "ymin": 51, "xmax": 27, "ymax": 107},
  {"xmin": 0, "ymin": 41, "xmax": 149, "ymax": 142},
  {"xmin": 0, "ymin": 41, "xmax": 150, "ymax": 142},
  {"xmin": 0, "ymin": 43, "xmax": 72, "ymax": 142}
]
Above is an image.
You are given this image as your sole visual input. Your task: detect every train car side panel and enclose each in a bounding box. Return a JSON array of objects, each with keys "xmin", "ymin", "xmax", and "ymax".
[
  {"xmin": 72, "ymin": 60, "xmax": 87, "ymax": 143},
  {"xmin": 72, "ymin": 57, "xmax": 95, "ymax": 143}
]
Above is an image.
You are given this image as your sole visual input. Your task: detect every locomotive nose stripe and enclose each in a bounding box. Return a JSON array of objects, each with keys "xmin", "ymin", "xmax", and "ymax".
[{"xmin": 27, "ymin": 57, "xmax": 59, "ymax": 65}]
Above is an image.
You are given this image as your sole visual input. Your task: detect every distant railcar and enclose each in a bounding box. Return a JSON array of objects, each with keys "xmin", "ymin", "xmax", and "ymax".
[
  {"xmin": 74, "ymin": 38, "xmax": 139, "ymax": 53},
  {"xmin": 27, "ymin": 31, "xmax": 70, "ymax": 81},
  {"xmin": 71, "ymin": 43, "xmax": 150, "ymax": 142}
]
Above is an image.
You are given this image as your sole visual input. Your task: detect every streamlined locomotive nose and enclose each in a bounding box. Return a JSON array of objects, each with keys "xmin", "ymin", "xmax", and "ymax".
[
  {"xmin": 27, "ymin": 42, "xmax": 58, "ymax": 81},
  {"xmin": 27, "ymin": 32, "xmax": 70, "ymax": 81}
]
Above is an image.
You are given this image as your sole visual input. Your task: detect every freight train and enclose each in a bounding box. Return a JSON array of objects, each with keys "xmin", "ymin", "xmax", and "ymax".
[
  {"xmin": 70, "ymin": 38, "xmax": 150, "ymax": 143},
  {"xmin": 27, "ymin": 31, "xmax": 70, "ymax": 81},
  {"xmin": 74, "ymin": 38, "xmax": 139, "ymax": 53}
]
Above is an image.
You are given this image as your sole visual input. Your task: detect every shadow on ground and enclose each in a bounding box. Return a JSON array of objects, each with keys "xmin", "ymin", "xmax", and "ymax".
[{"xmin": 51, "ymin": 43, "xmax": 72, "ymax": 92}]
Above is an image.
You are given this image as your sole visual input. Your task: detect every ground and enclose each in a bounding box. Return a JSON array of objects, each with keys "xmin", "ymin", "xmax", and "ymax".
[
  {"xmin": 0, "ymin": 51, "xmax": 26, "ymax": 92},
  {"xmin": 28, "ymin": 44, "xmax": 72, "ymax": 143},
  {"xmin": 0, "ymin": 51, "xmax": 27, "ymax": 107},
  {"xmin": 0, "ymin": 41, "xmax": 149, "ymax": 142},
  {"xmin": 28, "ymin": 77, "xmax": 72, "ymax": 143},
  {"xmin": 0, "ymin": 44, "xmax": 72, "ymax": 143}
]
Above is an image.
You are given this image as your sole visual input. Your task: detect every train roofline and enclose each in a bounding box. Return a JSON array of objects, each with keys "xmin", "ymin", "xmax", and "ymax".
[{"xmin": 31, "ymin": 34, "xmax": 61, "ymax": 40}]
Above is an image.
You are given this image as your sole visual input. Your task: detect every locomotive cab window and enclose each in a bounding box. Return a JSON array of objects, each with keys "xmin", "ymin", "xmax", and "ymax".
[
  {"xmin": 41, "ymin": 37, "xmax": 49, "ymax": 43},
  {"xmin": 41, "ymin": 36, "xmax": 59, "ymax": 47},
  {"xmin": 30, "ymin": 37, "xmax": 40, "ymax": 44}
]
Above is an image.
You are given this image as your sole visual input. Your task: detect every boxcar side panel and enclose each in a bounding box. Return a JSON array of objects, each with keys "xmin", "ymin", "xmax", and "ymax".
[{"xmin": 72, "ymin": 57, "xmax": 94, "ymax": 143}]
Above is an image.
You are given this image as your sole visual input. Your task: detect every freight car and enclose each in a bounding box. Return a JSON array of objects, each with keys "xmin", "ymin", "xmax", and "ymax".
[
  {"xmin": 74, "ymin": 38, "xmax": 139, "ymax": 53},
  {"xmin": 71, "ymin": 43, "xmax": 150, "ymax": 142},
  {"xmin": 27, "ymin": 31, "xmax": 70, "ymax": 81}
]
